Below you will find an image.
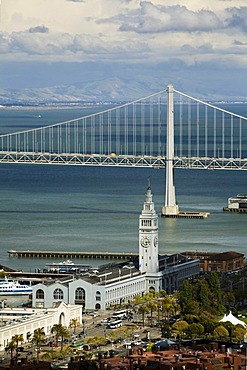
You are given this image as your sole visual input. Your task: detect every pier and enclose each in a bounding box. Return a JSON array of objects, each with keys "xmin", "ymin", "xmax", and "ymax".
[
  {"xmin": 8, "ymin": 249, "xmax": 138, "ymax": 261},
  {"xmin": 163, "ymin": 211, "xmax": 210, "ymax": 219}
]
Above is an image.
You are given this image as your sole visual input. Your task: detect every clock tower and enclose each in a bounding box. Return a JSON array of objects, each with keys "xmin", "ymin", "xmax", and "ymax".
[{"xmin": 139, "ymin": 179, "xmax": 159, "ymax": 274}]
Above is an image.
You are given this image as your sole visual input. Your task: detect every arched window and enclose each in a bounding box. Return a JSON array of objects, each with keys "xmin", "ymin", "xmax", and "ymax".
[
  {"xmin": 95, "ymin": 303, "xmax": 101, "ymax": 310},
  {"xmin": 149, "ymin": 286, "xmax": 155, "ymax": 293},
  {"xmin": 96, "ymin": 291, "xmax": 101, "ymax": 301},
  {"xmin": 75, "ymin": 287, "xmax": 85, "ymax": 301},
  {"xmin": 36, "ymin": 289, "xmax": 44, "ymax": 299},
  {"xmin": 53, "ymin": 288, "xmax": 63, "ymax": 300}
]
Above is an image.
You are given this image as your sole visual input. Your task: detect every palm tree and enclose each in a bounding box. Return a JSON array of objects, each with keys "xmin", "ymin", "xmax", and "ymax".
[
  {"xmin": 12, "ymin": 334, "xmax": 24, "ymax": 360},
  {"xmin": 138, "ymin": 305, "xmax": 149, "ymax": 327},
  {"xmin": 69, "ymin": 318, "xmax": 80, "ymax": 335},
  {"xmin": 5, "ymin": 339, "xmax": 16, "ymax": 360},
  {"xmin": 31, "ymin": 327, "xmax": 46, "ymax": 361},
  {"xmin": 59, "ymin": 326, "xmax": 70, "ymax": 350},
  {"xmin": 51, "ymin": 323, "xmax": 63, "ymax": 347},
  {"xmin": 51, "ymin": 323, "xmax": 70, "ymax": 350}
]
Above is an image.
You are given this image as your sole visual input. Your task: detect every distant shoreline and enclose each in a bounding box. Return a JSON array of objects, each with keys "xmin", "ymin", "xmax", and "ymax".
[
  {"xmin": 0, "ymin": 101, "xmax": 246, "ymax": 111},
  {"xmin": 0, "ymin": 104, "xmax": 116, "ymax": 111}
]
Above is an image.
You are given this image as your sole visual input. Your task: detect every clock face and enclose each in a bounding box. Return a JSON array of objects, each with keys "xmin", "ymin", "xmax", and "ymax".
[
  {"xmin": 140, "ymin": 236, "xmax": 151, "ymax": 248},
  {"xmin": 153, "ymin": 236, "xmax": 158, "ymax": 247}
]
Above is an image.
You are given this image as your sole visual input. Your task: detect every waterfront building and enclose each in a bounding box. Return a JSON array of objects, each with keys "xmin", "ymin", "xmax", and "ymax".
[
  {"xmin": 32, "ymin": 182, "xmax": 200, "ymax": 310},
  {"xmin": 182, "ymin": 251, "xmax": 245, "ymax": 273},
  {"xmin": 0, "ymin": 302, "xmax": 82, "ymax": 349}
]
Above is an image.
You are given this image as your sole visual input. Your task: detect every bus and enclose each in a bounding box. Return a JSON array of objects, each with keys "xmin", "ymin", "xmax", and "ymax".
[
  {"xmin": 108, "ymin": 320, "xmax": 122, "ymax": 329},
  {"xmin": 112, "ymin": 310, "xmax": 127, "ymax": 319}
]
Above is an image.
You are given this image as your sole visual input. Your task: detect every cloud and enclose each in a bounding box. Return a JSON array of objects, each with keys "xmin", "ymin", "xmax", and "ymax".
[
  {"xmin": 226, "ymin": 6, "xmax": 247, "ymax": 32},
  {"xmin": 1, "ymin": 0, "xmax": 247, "ymax": 98},
  {"xmin": 29, "ymin": 25, "xmax": 49, "ymax": 34},
  {"xmin": 100, "ymin": 2, "xmax": 223, "ymax": 33}
]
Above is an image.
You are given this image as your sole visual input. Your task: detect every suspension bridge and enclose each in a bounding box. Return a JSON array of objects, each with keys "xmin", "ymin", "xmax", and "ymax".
[{"xmin": 1, "ymin": 84, "xmax": 247, "ymax": 216}]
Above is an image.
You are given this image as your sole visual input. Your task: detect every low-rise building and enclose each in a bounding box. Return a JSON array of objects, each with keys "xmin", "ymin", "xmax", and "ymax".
[
  {"xmin": 182, "ymin": 250, "xmax": 245, "ymax": 273},
  {"xmin": 0, "ymin": 302, "xmax": 82, "ymax": 349}
]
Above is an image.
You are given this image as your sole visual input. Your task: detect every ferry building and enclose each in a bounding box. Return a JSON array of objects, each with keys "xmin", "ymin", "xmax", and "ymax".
[{"xmin": 32, "ymin": 182, "xmax": 200, "ymax": 310}]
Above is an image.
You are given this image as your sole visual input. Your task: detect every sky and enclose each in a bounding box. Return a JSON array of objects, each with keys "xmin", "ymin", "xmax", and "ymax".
[{"xmin": 1, "ymin": 0, "xmax": 247, "ymax": 98}]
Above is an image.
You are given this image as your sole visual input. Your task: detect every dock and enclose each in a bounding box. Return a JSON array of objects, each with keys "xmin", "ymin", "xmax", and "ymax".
[
  {"xmin": 223, "ymin": 207, "xmax": 247, "ymax": 213},
  {"xmin": 162, "ymin": 211, "xmax": 210, "ymax": 219},
  {"xmin": 8, "ymin": 249, "xmax": 138, "ymax": 261}
]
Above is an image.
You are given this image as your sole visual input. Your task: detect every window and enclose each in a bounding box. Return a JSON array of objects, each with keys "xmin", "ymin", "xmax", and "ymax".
[
  {"xmin": 75, "ymin": 287, "xmax": 85, "ymax": 301},
  {"xmin": 36, "ymin": 289, "xmax": 44, "ymax": 299},
  {"xmin": 53, "ymin": 288, "xmax": 63, "ymax": 300},
  {"xmin": 96, "ymin": 291, "xmax": 101, "ymax": 301}
]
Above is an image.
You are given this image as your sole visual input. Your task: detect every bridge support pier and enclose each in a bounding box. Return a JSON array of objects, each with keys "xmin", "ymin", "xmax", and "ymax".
[{"xmin": 162, "ymin": 84, "xmax": 179, "ymax": 217}]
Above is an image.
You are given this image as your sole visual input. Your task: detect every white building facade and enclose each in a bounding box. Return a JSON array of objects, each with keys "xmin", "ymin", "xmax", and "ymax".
[{"xmin": 0, "ymin": 302, "xmax": 82, "ymax": 349}]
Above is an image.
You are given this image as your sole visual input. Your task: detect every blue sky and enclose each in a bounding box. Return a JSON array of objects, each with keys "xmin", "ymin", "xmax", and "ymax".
[{"xmin": 1, "ymin": 0, "xmax": 247, "ymax": 98}]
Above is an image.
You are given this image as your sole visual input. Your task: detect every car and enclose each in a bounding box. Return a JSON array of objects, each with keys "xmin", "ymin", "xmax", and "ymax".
[
  {"xmin": 123, "ymin": 342, "xmax": 132, "ymax": 349},
  {"xmin": 95, "ymin": 323, "xmax": 102, "ymax": 327},
  {"xmin": 82, "ymin": 344, "xmax": 92, "ymax": 351}
]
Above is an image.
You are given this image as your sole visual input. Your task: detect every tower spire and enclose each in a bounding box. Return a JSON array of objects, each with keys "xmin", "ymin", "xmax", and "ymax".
[{"xmin": 139, "ymin": 180, "xmax": 159, "ymax": 274}]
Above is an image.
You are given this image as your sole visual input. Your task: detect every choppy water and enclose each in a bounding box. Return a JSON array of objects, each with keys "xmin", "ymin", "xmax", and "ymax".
[{"xmin": 0, "ymin": 107, "xmax": 246, "ymax": 272}]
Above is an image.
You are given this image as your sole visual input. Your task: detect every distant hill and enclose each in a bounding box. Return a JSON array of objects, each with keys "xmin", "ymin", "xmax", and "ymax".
[
  {"xmin": 0, "ymin": 77, "xmax": 166, "ymax": 106},
  {"xmin": 0, "ymin": 76, "xmax": 246, "ymax": 106}
]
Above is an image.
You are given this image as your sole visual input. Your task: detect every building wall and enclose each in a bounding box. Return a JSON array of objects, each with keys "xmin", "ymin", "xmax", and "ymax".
[
  {"xmin": 32, "ymin": 275, "xmax": 146, "ymax": 311},
  {"xmin": 0, "ymin": 303, "xmax": 82, "ymax": 349}
]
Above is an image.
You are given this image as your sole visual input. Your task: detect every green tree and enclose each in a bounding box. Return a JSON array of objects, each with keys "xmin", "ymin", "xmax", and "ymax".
[
  {"xmin": 171, "ymin": 320, "xmax": 189, "ymax": 339},
  {"xmin": 69, "ymin": 317, "xmax": 81, "ymax": 335},
  {"xmin": 206, "ymin": 272, "xmax": 224, "ymax": 314},
  {"xmin": 5, "ymin": 339, "xmax": 16, "ymax": 360},
  {"xmin": 12, "ymin": 334, "xmax": 24, "ymax": 360},
  {"xmin": 178, "ymin": 280, "xmax": 194, "ymax": 314},
  {"xmin": 160, "ymin": 320, "xmax": 171, "ymax": 338},
  {"xmin": 232, "ymin": 326, "xmax": 246, "ymax": 342},
  {"xmin": 187, "ymin": 323, "xmax": 204, "ymax": 338},
  {"xmin": 146, "ymin": 300, "xmax": 157, "ymax": 318},
  {"xmin": 138, "ymin": 305, "xmax": 149, "ymax": 327},
  {"xmin": 51, "ymin": 323, "xmax": 70, "ymax": 349},
  {"xmin": 213, "ymin": 325, "xmax": 229, "ymax": 340},
  {"xmin": 31, "ymin": 327, "xmax": 46, "ymax": 361}
]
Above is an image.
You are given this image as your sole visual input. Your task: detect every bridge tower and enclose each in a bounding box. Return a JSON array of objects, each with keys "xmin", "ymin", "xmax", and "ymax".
[{"xmin": 161, "ymin": 84, "xmax": 179, "ymax": 217}]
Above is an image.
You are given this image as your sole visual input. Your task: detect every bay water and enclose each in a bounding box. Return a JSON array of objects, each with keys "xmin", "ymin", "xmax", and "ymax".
[{"xmin": 0, "ymin": 106, "xmax": 246, "ymax": 273}]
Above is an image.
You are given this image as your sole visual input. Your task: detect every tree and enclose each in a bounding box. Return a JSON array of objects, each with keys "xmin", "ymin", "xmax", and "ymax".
[
  {"xmin": 69, "ymin": 318, "xmax": 81, "ymax": 335},
  {"xmin": 206, "ymin": 272, "xmax": 224, "ymax": 314},
  {"xmin": 187, "ymin": 323, "xmax": 204, "ymax": 338},
  {"xmin": 212, "ymin": 325, "xmax": 229, "ymax": 340},
  {"xmin": 171, "ymin": 320, "xmax": 189, "ymax": 339},
  {"xmin": 138, "ymin": 305, "xmax": 149, "ymax": 327},
  {"xmin": 12, "ymin": 334, "xmax": 24, "ymax": 360},
  {"xmin": 195, "ymin": 280, "xmax": 211, "ymax": 309},
  {"xmin": 160, "ymin": 320, "xmax": 171, "ymax": 338},
  {"xmin": 232, "ymin": 326, "xmax": 246, "ymax": 342},
  {"xmin": 178, "ymin": 280, "xmax": 194, "ymax": 314},
  {"xmin": 146, "ymin": 301, "xmax": 157, "ymax": 319},
  {"xmin": 162, "ymin": 296, "xmax": 178, "ymax": 320},
  {"xmin": 31, "ymin": 327, "xmax": 46, "ymax": 361},
  {"xmin": 5, "ymin": 340, "xmax": 16, "ymax": 360},
  {"xmin": 51, "ymin": 323, "xmax": 70, "ymax": 349}
]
